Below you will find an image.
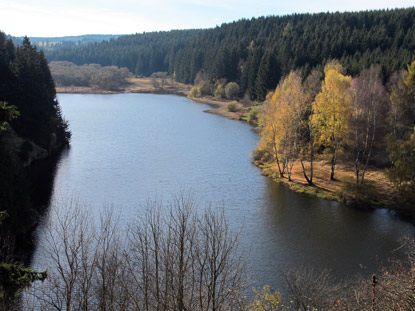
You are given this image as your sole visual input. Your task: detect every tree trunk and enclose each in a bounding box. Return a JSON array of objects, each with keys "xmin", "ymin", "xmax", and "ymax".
[
  {"xmin": 330, "ymin": 153, "xmax": 336, "ymax": 181},
  {"xmin": 275, "ymin": 153, "xmax": 285, "ymax": 178},
  {"xmin": 300, "ymin": 160, "xmax": 313, "ymax": 185},
  {"xmin": 355, "ymin": 161, "xmax": 360, "ymax": 184},
  {"xmin": 287, "ymin": 159, "xmax": 293, "ymax": 182}
]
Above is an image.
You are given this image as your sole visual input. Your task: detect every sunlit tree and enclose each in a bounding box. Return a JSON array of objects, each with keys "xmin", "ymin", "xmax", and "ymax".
[
  {"xmin": 313, "ymin": 62, "xmax": 353, "ymax": 180},
  {"xmin": 260, "ymin": 71, "xmax": 306, "ymax": 181},
  {"xmin": 299, "ymin": 70, "xmax": 322, "ymax": 185}
]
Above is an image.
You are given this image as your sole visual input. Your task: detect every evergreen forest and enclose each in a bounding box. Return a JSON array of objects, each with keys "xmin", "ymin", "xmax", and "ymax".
[
  {"xmin": 46, "ymin": 8, "xmax": 415, "ymax": 100},
  {"xmin": 0, "ymin": 32, "xmax": 70, "ymax": 238}
]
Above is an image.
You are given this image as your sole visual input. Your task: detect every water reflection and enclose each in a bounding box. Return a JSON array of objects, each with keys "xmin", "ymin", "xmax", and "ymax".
[
  {"xmin": 246, "ymin": 179, "xmax": 415, "ymax": 288},
  {"xmin": 23, "ymin": 147, "xmax": 68, "ymax": 263}
]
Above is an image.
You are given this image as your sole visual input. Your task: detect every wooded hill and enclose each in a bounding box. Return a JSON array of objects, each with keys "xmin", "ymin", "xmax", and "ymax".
[
  {"xmin": 0, "ymin": 32, "xmax": 70, "ymax": 236},
  {"xmin": 11, "ymin": 34, "xmax": 119, "ymax": 52},
  {"xmin": 46, "ymin": 8, "xmax": 415, "ymax": 100}
]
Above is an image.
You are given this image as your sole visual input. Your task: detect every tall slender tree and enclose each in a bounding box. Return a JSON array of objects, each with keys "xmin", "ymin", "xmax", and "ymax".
[
  {"xmin": 313, "ymin": 62, "xmax": 353, "ymax": 180},
  {"xmin": 299, "ymin": 70, "xmax": 322, "ymax": 185},
  {"xmin": 350, "ymin": 65, "xmax": 387, "ymax": 183}
]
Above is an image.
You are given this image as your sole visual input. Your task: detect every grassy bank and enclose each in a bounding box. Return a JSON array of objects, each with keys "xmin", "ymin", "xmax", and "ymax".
[
  {"xmin": 190, "ymin": 97, "xmax": 247, "ymax": 121},
  {"xmin": 253, "ymin": 159, "xmax": 415, "ymax": 214}
]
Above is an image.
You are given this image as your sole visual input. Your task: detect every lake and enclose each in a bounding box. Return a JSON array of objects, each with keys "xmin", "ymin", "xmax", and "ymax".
[{"xmin": 31, "ymin": 93, "xmax": 414, "ymax": 290}]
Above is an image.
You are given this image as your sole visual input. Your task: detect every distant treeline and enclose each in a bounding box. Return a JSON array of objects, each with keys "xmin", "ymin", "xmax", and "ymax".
[
  {"xmin": 46, "ymin": 8, "xmax": 415, "ymax": 100},
  {"xmin": 49, "ymin": 61, "xmax": 132, "ymax": 90},
  {"xmin": 0, "ymin": 32, "xmax": 70, "ymax": 235},
  {"xmin": 11, "ymin": 34, "xmax": 119, "ymax": 52}
]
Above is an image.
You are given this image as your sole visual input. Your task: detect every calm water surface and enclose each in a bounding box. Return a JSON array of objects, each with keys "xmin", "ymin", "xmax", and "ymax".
[{"xmin": 32, "ymin": 93, "xmax": 414, "ymax": 289}]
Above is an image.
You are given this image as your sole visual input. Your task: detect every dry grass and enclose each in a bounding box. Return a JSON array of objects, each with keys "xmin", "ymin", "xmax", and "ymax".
[
  {"xmin": 55, "ymin": 86, "xmax": 118, "ymax": 94},
  {"xmin": 191, "ymin": 97, "xmax": 244, "ymax": 120},
  {"xmin": 125, "ymin": 77, "xmax": 191, "ymax": 94},
  {"xmin": 56, "ymin": 77, "xmax": 192, "ymax": 95}
]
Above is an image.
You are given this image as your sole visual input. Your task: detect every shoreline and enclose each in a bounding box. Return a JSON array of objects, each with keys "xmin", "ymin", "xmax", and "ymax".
[
  {"xmin": 56, "ymin": 85, "xmax": 245, "ymax": 121},
  {"xmin": 254, "ymin": 159, "xmax": 415, "ymax": 218},
  {"xmin": 56, "ymin": 85, "xmax": 411, "ymax": 216},
  {"xmin": 189, "ymin": 97, "xmax": 245, "ymax": 121}
]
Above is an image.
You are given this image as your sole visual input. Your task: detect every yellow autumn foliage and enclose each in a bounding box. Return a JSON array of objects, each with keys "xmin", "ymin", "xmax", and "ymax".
[
  {"xmin": 259, "ymin": 71, "xmax": 306, "ymax": 177},
  {"xmin": 312, "ymin": 63, "xmax": 353, "ymax": 159},
  {"xmin": 247, "ymin": 285, "xmax": 281, "ymax": 311}
]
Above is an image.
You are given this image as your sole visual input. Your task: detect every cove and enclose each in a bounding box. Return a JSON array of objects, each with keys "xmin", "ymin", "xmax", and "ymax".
[{"xmin": 31, "ymin": 93, "xmax": 415, "ymax": 289}]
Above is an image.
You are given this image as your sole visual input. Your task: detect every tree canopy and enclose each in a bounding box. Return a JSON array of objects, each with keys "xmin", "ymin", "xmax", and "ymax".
[
  {"xmin": 0, "ymin": 32, "xmax": 70, "ymax": 236},
  {"xmin": 45, "ymin": 8, "xmax": 415, "ymax": 100}
]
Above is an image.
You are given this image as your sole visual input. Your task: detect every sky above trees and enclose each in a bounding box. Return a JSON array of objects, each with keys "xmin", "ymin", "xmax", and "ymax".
[{"xmin": 1, "ymin": 0, "xmax": 414, "ymax": 37}]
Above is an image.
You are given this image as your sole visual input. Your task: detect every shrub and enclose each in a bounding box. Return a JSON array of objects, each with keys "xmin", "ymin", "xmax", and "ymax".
[
  {"xmin": 214, "ymin": 84, "xmax": 225, "ymax": 99},
  {"xmin": 247, "ymin": 106, "xmax": 258, "ymax": 124},
  {"xmin": 189, "ymin": 85, "xmax": 201, "ymax": 98},
  {"xmin": 198, "ymin": 81, "xmax": 212, "ymax": 96},
  {"xmin": 225, "ymin": 82, "xmax": 240, "ymax": 99},
  {"xmin": 190, "ymin": 81, "xmax": 212, "ymax": 98},
  {"xmin": 386, "ymin": 133, "xmax": 415, "ymax": 192},
  {"xmin": 252, "ymin": 147, "xmax": 271, "ymax": 161},
  {"xmin": 226, "ymin": 101, "xmax": 239, "ymax": 112},
  {"xmin": 338, "ymin": 177, "xmax": 378, "ymax": 206}
]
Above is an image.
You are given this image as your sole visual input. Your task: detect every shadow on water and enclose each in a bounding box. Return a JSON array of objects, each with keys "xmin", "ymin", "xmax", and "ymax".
[
  {"xmin": 253, "ymin": 179, "xmax": 415, "ymax": 287},
  {"xmin": 21, "ymin": 146, "xmax": 69, "ymax": 264},
  {"xmin": 27, "ymin": 146, "xmax": 70, "ymax": 215}
]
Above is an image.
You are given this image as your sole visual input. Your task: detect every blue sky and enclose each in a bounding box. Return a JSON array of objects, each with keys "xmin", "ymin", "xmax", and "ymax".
[{"xmin": 1, "ymin": 0, "xmax": 414, "ymax": 37}]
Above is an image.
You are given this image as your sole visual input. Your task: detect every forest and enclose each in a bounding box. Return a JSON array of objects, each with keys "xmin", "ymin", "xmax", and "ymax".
[
  {"xmin": 0, "ymin": 32, "xmax": 70, "ymax": 239},
  {"xmin": 46, "ymin": 8, "xmax": 415, "ymax": 100},
  {"xmin": 254, "ymin": 60, "xmax": 415, "ymax": 208},
  {"xmin": 11, "ymin": 35, "xmax": 119, "ymax": 52}
]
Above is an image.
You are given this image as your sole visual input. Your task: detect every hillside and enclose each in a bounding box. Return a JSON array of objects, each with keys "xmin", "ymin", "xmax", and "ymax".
[
  {"xmin": 11, "ymin": 34, "xmax": 120, "ymax": 52},
  {"xmin": 0, "ymin": 32, "xmax": 70, "ymax": 238},
  {"xmin": 45, "ymin": 8, "xmax": 415, "ymax": 100}
]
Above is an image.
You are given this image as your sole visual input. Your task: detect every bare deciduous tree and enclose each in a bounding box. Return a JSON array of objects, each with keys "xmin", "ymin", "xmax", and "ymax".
[
  {"xmin": 26, "ymin": 194, "xmax": 247, "ymax": 311},
  {"xmin": 282, "ymin": 268, "xmax": 342, "ymax": 311},
  {"xmin": 32, "ymin": 201, "xmax": 96, "ymax": 311},
  {"xmin": 351, "ymin": 65, "xmax": 387, "ymax": 183},
  {"xmin": 127, "ymin": 194, "xmax": 248, "ymax": 311}
]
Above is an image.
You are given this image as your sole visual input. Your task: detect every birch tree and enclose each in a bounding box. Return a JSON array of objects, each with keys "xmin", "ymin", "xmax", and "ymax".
[
  {"xmin": 313, "ymin": 62, "xmax": 353, "ymax": 180},
  {"xmin": 350, "ymin": 65, "xmax": 387, "ymax": 183},
  {"xmin": 259, "ymin": 72, "xmax": 306, "ymax": 181},
  {"xmin": 299, "ymin": 70, "xmax": 322, "ymax": 185}
]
